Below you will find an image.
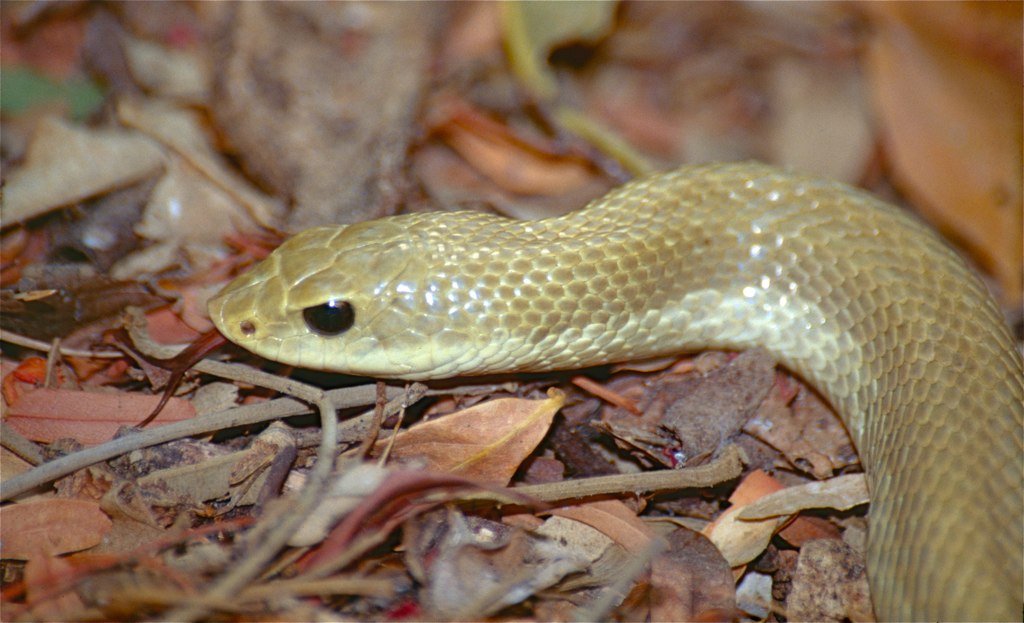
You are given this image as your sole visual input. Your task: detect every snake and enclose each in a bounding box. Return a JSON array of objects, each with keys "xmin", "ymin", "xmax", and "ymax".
[{"xmin": 208, "ymin": 162, "xmax": 1022, "ymax": 621}]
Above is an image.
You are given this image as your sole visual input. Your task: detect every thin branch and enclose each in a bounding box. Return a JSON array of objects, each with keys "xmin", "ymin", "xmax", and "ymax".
[{"xmin": 0, "ymin": 384, "xmax": 416, "ymax": 501}]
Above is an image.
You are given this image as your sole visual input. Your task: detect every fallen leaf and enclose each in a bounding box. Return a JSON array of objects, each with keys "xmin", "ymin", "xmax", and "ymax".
[
  {"xmin": 777, "ymin": 515, "xmax": 842, "ymax": 549},
  {"xmin": 116, "ymin": 98, "xmax": 282, "ymax": 230},
  {"xmin": 0, "ymin": 498, "xmax": 112, "ymax": 559},
  {"xmin": 0, "ymin": 116, "xmax": 165, "ymax": 223},
  {"xmin": 863, "ymin": 2, "xmax": 1022, "ymax": 304},
  {"xmin": 405, "ymin": 507, "xmax": 590, "ymax": 620},
  {"xmin": 744, "ymin": 386, "xmax": 859, "ymax": 479},
  {"xmin": 430, "ymin": 97, "xmax": 596, "ymax": 196},
  {"xmin": 786, "ymin": 539, "xmax": 873, "ymax": 622},
  {"xmin": 377, "ymin": 388, "xmax": 564, "ymax": 485},
  {"xmin": 704, "ymin": 469, "xmax": 786, "ymax": 567},
  {"xmin": 5, "ymin": 387, "xmax": 196, "ymax": 445},
  {"xmin": 550, "ymin": 498, "xmax": 655, "ymax": 553},
  {"xmin": 122, "ymin": 33, "xmax": 209, "ymax": 101},
  {"xmin": 23, "ymin": 555, "xmax": 86, "ymax": 619},
  {"xmin": 738, "ymin": 473, "xmax": 869, "ymax": 520},
  {"xmin": 288, "ymin": 462, "xmax": 391, "ymax": 547},
  {"xmin": 648, "ymin": 527, "xmax": 736, "ymax": 623}
]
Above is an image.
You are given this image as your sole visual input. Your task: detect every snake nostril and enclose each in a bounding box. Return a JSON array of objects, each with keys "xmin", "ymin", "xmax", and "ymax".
[{"xmin": 240, "ymin": 320, "xmax": 257, "ymax": 336}]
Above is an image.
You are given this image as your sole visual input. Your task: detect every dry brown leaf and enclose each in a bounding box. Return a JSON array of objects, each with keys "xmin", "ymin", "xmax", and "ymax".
[
  {"xmin": 0, "ymin": 116, "xmax": 165, "ymax": 223},
  {"xmin": 431, "ymin": 98, "xmax": 596, "ymax": 196},
  {"xmin": 864, "ymin": 2, "xmax": 1023, "ymax": 304},
  {"xmin": 703, "ymin": 469, "xmax": 786, "ymax": 567},
  {"xmin": 0, "ymin": 498, "xmax": 112, "ymax": 558},
  {"xmin": 142, "ymin": 306, "xmax": 203, "ymax": 345},
  {"xmin": 777, "ymin": 515, "xmax": 842, "ymax": 549},
  {"xmin": 738, "ymin": 474, "xmax": 869, "ymax": 520},
  {"xmin": 534, "ymin": 514, "xmax": 618, "ymax": 570},
  {"xmin": 550, "ymin": 498, "xmax": 655, "ymax": 553},
  {"xmin": 1, "ymin": 445, "xmax": 35, "ymax": 482},
  {"xmin": 5, "ymin": 387, "xmax": 196, "ymax": 445},
  {"xmin": 787, "ymin": 539, "xmax": 874, "ymax": 623},
  {"xmin": 136, "ymin": 442, "xmax": 273, "ymax": 509},
  {"xmin": 116, "ymin": 98, "xmax": 282, "ymax": 230},
  {"xmin": 648, "ymin": 528, "xmax": 736, "ymax": 623},
  {"xmin": 130, "ymin": 156, "xmax": 258, "ymax": 261},
  {"xmin": 744, "ymin": 386, "xmax": 858, "ymax": 479},
  {"xmin": 288, "ymin": 462, "xmax": 391, "ymax": 547},
  {"xmin": 121, "ymin": 33, "xmax": 209, "ymax": 101},
  {"xmin": 406, "ymin": 507, "xmax": 590, "ymax": 619},
  {"xmin": 378, "ymin": 388, "xmax": 564, "ymax": 485}
]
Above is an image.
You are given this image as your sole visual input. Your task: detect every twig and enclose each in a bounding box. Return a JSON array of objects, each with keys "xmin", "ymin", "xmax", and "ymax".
[
  {"xmin": 0, "ymin": 384, "xmax": 412, "ymax": 501},
  {"xmin": 469, "ymin": 444, "xmax": 744, "ymax": 504},
  {"xmin": 0, "ymin": 328, "xmax": 125, "ymax": 358},
  {"xmin": 161, "ymin": 377, "xmax": 340, "ymax": 622},
  {"xmin": 0, "ymin": 422, "xmax": 45, "ymax": 465}
]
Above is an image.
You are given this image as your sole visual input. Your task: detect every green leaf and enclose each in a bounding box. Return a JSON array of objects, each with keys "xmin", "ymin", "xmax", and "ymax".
[{"xmin": 1, "ymin": 67, "xmax": 105, "ymax": 120}]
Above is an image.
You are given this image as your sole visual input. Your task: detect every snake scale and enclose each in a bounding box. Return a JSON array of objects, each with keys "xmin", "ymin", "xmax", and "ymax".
[{"xmin": 209, "ymin": 162, "xmax": 1023, "ymax": 621}]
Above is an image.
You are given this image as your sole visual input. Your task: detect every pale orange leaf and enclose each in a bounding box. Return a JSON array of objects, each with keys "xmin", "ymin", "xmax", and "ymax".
[
  {"xmin": 703, "ymin": 469, "xmax": 786, "ymax": 567},
  {"xmin": 0, "ymin": 498, "xmax": 112, "ymax": 559},
  {"xmin": 864, "ymin": 2, "xmax": 1022, "ymax": 304},
  {"xmin": 6, "ymin": 387, "xmax": 195, "ymax": 445},
  {"xmin": 378, "ymin": 388, "xmax": 564, "ymax": 485},
  {"xmin": 549, "ymin": 499, "xmax": 655, "ymax": 553}
]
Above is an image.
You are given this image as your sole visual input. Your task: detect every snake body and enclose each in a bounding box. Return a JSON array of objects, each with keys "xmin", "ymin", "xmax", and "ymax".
[{"xmin": 209, "ymin": 162, "xmax": 1022, "ymax": 621}]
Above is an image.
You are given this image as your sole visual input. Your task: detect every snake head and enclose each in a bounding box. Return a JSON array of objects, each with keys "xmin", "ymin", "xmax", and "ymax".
[{"xmin": 207, "ymin": 216, "xmax": 485, "ymax": 379}]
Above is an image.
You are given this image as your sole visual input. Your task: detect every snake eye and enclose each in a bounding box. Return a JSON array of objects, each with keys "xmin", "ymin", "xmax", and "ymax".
[{"xmin": 302, "ymin": 300, "xmax": 355, "ymax": 336}]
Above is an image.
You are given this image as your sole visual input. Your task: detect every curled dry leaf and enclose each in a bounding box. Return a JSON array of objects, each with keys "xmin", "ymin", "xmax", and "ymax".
[
  {"xmin": 0, "ymin": 498, "xmax": 112, "ymax": 559},
  {"xmin": 703, "ymin": 469, "xmax": 786, "ymax": 568},
  {"xmin": 430, "ymin": 97, "xmax": 597, "ymax": 197},
  {"xmin": 375, "ymin": 388, "xmax": 564, "ymax": 485},
  {"xmin": 744, "ymin": 385, "xmax": 859, "ymax": 479},
  {"xmin": 738, "ymin": 473, "xmax": 869, "ymax": 521}
]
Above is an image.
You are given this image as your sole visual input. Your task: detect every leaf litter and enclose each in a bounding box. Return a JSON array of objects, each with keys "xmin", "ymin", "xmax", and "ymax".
[{"xmin": 1, "ymin": 2, "xmax": 1019, "ymax": 621}]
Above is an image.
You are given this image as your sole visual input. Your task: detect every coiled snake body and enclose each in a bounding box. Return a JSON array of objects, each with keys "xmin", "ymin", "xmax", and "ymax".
[{"xmin": 209, "ymin": 162, "xmax": 1023, "ymax": 621}]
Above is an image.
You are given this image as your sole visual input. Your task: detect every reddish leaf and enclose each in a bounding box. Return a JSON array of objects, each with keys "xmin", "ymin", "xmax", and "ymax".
[
  {"xmin": 0, "ymin": 498, "xmax": 112, "ymax": 559},
  {"xmin": 6, "ymin": 387, "xmax": 195, "ymax": 445}
]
